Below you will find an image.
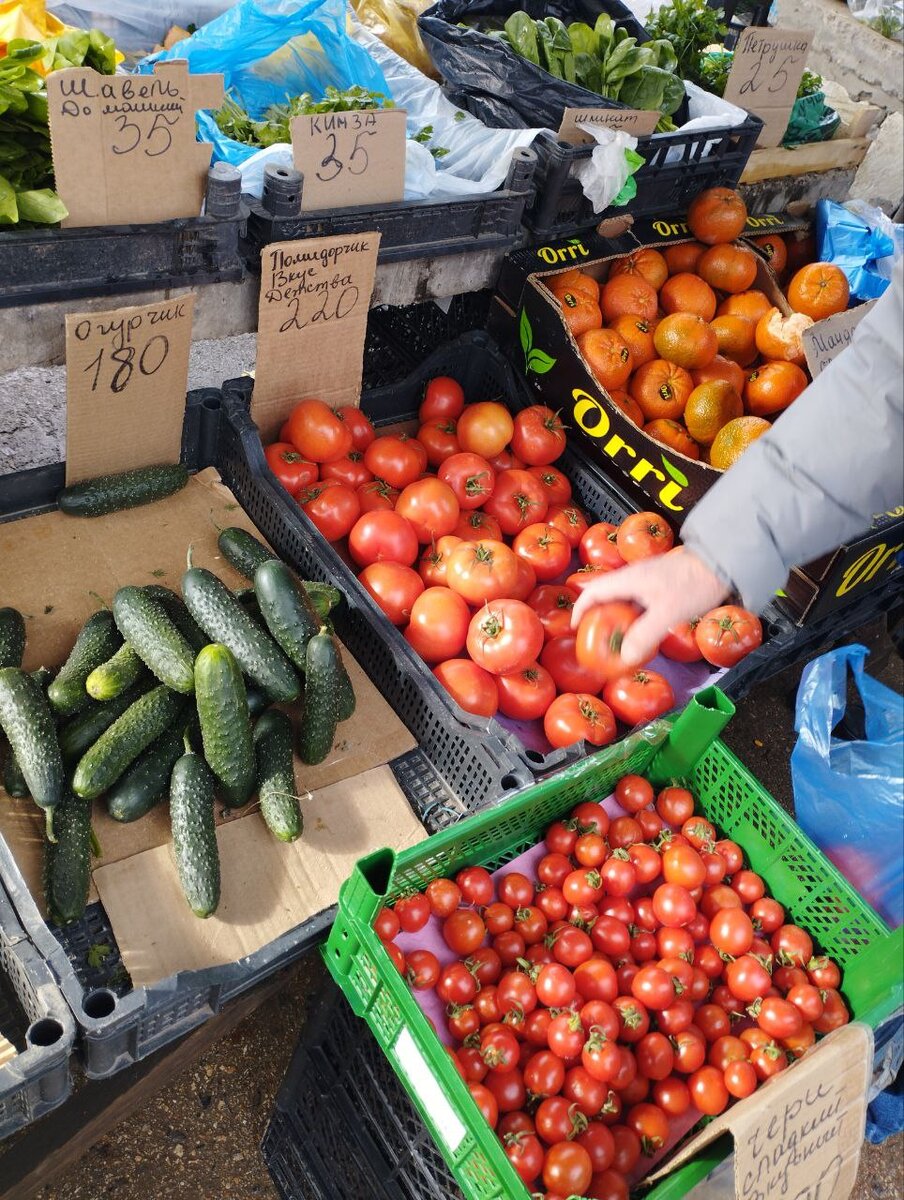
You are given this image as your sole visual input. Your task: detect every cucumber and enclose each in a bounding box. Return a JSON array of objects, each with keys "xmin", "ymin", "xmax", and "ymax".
[
  {"xmin": 297, "ymin": 630, "xmax": 340, "ymax": 766},
  {"xmin": 0, "ymin": 668, "xmax": 63, "ymax": 813},
  {"xmin": 44, "ymin": 791, "xmax": 92, "ymax": 925},
  {"xmin": 333, "ymin": 638, "xmax": 356, "ymax": 722},
  {"xmin": 112, "ymin": 587, "xmax": 195, "ymax": 694},
  {"xmin": 144, "ymin": 587, "xmax": 208, "ymax": 653},
  {"xmin": 246, "ymin": 686, "xmax": 271, "ymax": 719},
  {"xmin": 194, "ymin": 644, "xmax": 254, "ymax": 808},
  {"xmin": 3, "ymin": 748, "xmax": 29, "ymax": 798},
  {"xmin": 59, "ymin": 679, "xmax": 152, "ymax": 763},
  {"xmin": 253, "ymin": 560, "xmax": 319, "ymax": 671},
  {"xmin": 169, "ymin": 746, "xmax": 220, "ymax": 918},
  {"xmin": 58, "ymin": 464, "xmax": 188, "ymax": 518},
  {"xmin": 86, "ymin": 642, "xmax": 144, "ymax": 701},
  {"xmin": 48, "ymin": 610, "xmax": 121, "ymax": 717},
  {"xmin": 217, "ymin": 527, "xmax": 276, "ymax": 579},
  {"xmin": 106, "ymin": 726, "xmax": 185, "ymax": 823},
  {"xmin": 72, "ymin": 685, "xmax": 185, "ymax": 800},
  {"xmin": 181, "ymin": 565, "xmax": 300, "ymax": 703},
  {"xmin": 0, "ymin": 608, "xmax": 26, "ymax": 669},
  {"xmin": 254, "ymin": 710, "xmax": 301, "ymax": 842}
]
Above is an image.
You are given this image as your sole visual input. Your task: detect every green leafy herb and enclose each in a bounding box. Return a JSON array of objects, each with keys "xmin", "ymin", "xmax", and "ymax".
[
  {"xmin": 213, "ymin": 86, "xmax": 395, "ymax": 149},
  {"xmin": 86, "ymin": 942, "xmax": 112, "ymax": 969},
  {"xmin": 644, "ymin": 0, "xmax": 728, "ymax": 88}
]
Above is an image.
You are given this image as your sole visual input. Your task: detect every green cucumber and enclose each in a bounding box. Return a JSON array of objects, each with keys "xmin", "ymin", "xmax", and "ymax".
[
  {"xmin": 333, "ymin": 638, "xmax": 356, "ymax": 722},
  {"xmin": 253, "ymin": 560, "xmax": 319, "ymax": 671},
  {"xmin": 59, "ymin": 679, "xmax": 152, "ymax": 763},
  {"xmin": 106, "ymin": 726, "xmax": 185, "ymax": 823},
  {"xmin": 0, "ymin": 608, "xmax": 26, "ymax": 669},
  {"xmin": 181, "ymin": 565, "xmax": 300, "ymax": 702},
  {"xmin": 48, "ymin": 610, "xmax": 121, "ymax": 717},
  {"xmin": 58, "ymin": 464, "xmax": 188, "ymax": 517},
  {"xmin": 44, "ymin": 791, "xmax": 92, "ymax": 925},
  {"xmin": 245, "ymin": 686, "xmax": 271, "ymax": 719},
  {"xmin": 169, "ymin": 746, "xmax": 220, "ymax": 918},
  {"xmin": 0, "ymin": 668, "xmax": 63, "ymax": 813},
  {"xmin": 254, "ymin": 710, "xmax": 301, "ymax": 843},
  {"xmin": 144, "ymin": 587, "xmax": 208, "ymax": 653},
  {"xmin": 3, "ymin": 748, "xmax": 29, "ymax": 798},
  {"xmin": 194, "ymin": 644, "xmax": 254, "ymax": 808},
  {"xmin": 297, "ymin": 630, "xmax": 340, "ymax": 766},
  {"xmin": 112, "ymin": 587, "xmax": 195, "ymax": 694},
  {"xmin": 86, "ymin": 642, "xmax": 144, "ymax": 701},
  {"xmin": 72, "ymin": 685, "xmax": 185, "ymax": 800},
  {"xmin": 217, "ymin": 527, "xmax": 276, "ymax": 579}
]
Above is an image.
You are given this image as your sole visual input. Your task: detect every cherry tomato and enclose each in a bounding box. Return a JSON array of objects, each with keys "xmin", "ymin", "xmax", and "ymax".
[
  {"xmin": 807, "ymin": 956, "xmax": 841, "ymax": 990},
  {"xmin": 425, "ymin": 878, "xmax": 460, "ymax": 919},
  {"xmin": 637, "ymin": 808, "xmax": 663, "ymax": 841},
  {"xmin": 442, "ymin": 910, "xmax": 486, "ymax": 958},
  {"xmin": 575, "ymin": 602, "xmax": 643, "ymax": 680},
  {"xmin": 497, "ymin": 972, "xmax": 538, "ymax": 1017},
  {"xmin": 582, "ymin": 1029, "xmax": 622, "ymax": 1084},
  {"xmin": 725, "ymin": 955, "xmax": 772, "ymax": 1002},
  {"xmin": 682, "ymin": 817, "xmax": 716, "ymax": 851},
  {"xmin": 385, "ymin": 941, "xmax": 406, "ymax": 975},
  {"xmin": 610, "ymin": 1124, "xmax": 641, "ymax": 1174},
  {"xmin": 710, "ymin": 908, "xmax": 754, "ymax": 958},
  {"xmin": 632, "ymin": 966, "xmax": 676, "ymax": 1012},
  {"xmin": 553, "ymin": 926, "xmax": 594, "ymax": 969},
  {"xmin": 575, "ymin": 832, "xmax": 607, "ymax": 867},
  {"xmin": 613, "ymin": 997, "xmax": 650, "ymax": 1044},
  {"xmin": 587, "ymin": 1168, "xmax": 630, "ymax": 1200},
  {"xmin": 446, "ymin": 539, "xmax": 519, "ymax": 605},
  {"xmin": 653, "ymin": 1075, "xmax": 691, "ymax": 1117},
  {"xmin": 433, "ymin": 658, "xmax": 498, "ymax": 718},
  {"xmin": 336, "ymin": 405, "xmax": 375, "ymax": 451},
  {"xmin": 467, "ymin": 600, "xmax": 544, "ymax": 677},
  {"xmin": 543, "ymin": 1142, "xmax": 593, "ymax": 1195},
  {"xmin": 756, "ymin": 996, "xmax": 803, "ymax": 1040},
  {"xmin": 724, "ymin": 1059, "xmax": 757, "ymax": 1099},
  {"xmin": 662, "ymin": 843, "xmax": 706, "ymax": 889},
  {"xmin": 359, "ymin": 562, "xmax": 424, "ymax": 627},
  {"xmin": 573, "ymin": 958, "xmax": 617, "ymax": 1002},
  {"xmin": 299, "ymin": 480, "xmax": 361, "ymax": 541},
  {"xmin": 544, "ymin": 693, "xmax": 616, "ymax": 750},
  {"xmin": 320, "ymin": 450, "xmax": 372, "ymax": 490},
  {"xmin": 535, "ymin": 1096, "xmax": 586, "ymax": 1144},
  {"xmin": 577, "ymin": 1122, "xmax": 615, "ymax": 1174},
  {"xmin": 672, "ymin": 1027, "xmax": 707, "ymax": 1074},
  {"xmin": 536, "ymin": 962, "xmax": 577, "ymax": 1009},
  {"xmin": 395, "ymin": 478, "xmax": 460, "ymax": 542},
  {"xmin": 504, "ymin": 1130, "xmax": 544, "ymax": 1184},
  {"xmin": 659, "ymin": 619, "xmax": 703, "ymax": 663},
  {"xmin": 547, "ymin": 503, "xmax": 590, "ymax": 548},
  {"xmin": 709, "ymin": 1035, "xmax": 747, "ymax": 1071},
  {"xmin": 772, "ymin": 925, "xmax": 813, "ymax": 968},
  {"xmin": 636, "ymin": 1032, "xmax": 675, "ymax": 1081},
  {"xmin": 572, "ymin": 800, "xmax": 610, "ymax": 836},
  {"xmin": 357, "ymin": 478, "xmax": 399, "ymax": 513},
  {"xmin": 480, "ymin": 1025, "xmax": 520, "ymax": 1073},
  {"xmin": 438, "ymin": 452, "xmax": 495, "ymax": 510},
  {"xmin": 394, "ymin": 893, "xmax": 430, "ymax": 933},
  {"xmin": 695, "ymin": 605, "xmax": 763, "ymax": 667},
  {"xmin": 563, "ymin": 868, "xmax": 605, "ymax": 907},
  {"xmin": 731, "ymin": 869, "xmax": 766, "ymax": 904},
  {"xmin": 652, "ymin": 884, "xmax": 697, "ymax": 929},
  {"xmin": 457, "ymin": 1045, "xmax": 488, "ymax": 1082},
  {"xmin": 713, "ymin": 839, "xmax": 744, "ymax": 875},
  {"xmin": 349, "ymin": 509, "xmax": 418, "ymax": 567},
  {"xmin": 286, "ymin": 398, "xmax": 354, "ymax": 463},
  {"xmin": 614, "ymin": 774, "xmax": 654, "ymax": 814},
  {"xmin": 468, "ymin": 1081, "xmax": 499, "ymax": 1128},
  {"xmin": 603, "ymin": 670, "xmax": 676, "ymax": 726},
  {"xmin": 656, "ymin": 786, "xmax": 695, "ymax": 826},
  {"xmin": 616, "ymin": 512, "xmax": 674, "ymax": 563},
  {"xmin": 438, "ymin": 961, "xmax": 479, "ymax": 1006},
  {"xmin": 467, "ymin": 947, "xmax": 502, "ymax": 988},
  {"xmin": 751, "ymin": 896, "xmax": 785, "ymax": 934},
  {"xmin": 658, "ymin": 998, "xmax": 695, "ymax": 1036},
  {"xmin": 265, "ymin": 443, "xmax": 319, "ymax": 494},
  {"xmin": 547, "ymin": 1010, "xmax": 586, "ymax": 1061},
  {"xmin": 374, "ymin": 906, "xmax": 400, "ymax": 942},
  {"xmin": 626, "ymin": 1101, "xmax": 670, "ymax": 1154},
  {"xmin": 485, "ymin": 1067, "xmax": 527, "ymax": 1114},
  {"xmin": 523, "ymin": 1049, "xmax": 567, "ymax": 1099},
  {"xmin": 689, "ymin": 1065, "xmax": 730, "ymax": 1116}
]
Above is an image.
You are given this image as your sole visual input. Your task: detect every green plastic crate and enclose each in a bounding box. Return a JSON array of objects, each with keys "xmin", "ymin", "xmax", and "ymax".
[{"xmin": 324, "ymin": 688, "xmax": 903, "ymax": 1200}]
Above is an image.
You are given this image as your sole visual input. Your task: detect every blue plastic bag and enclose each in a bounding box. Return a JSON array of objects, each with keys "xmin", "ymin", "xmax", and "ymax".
[
  {"xmin": 138, "ymin": 0, "xmax": 388, "ymax": 166},
  {"xmin": 792, "ymin": 644, "xmax": 904, "ymax": 929},
  {"xmin": 816, "ymin": 198, "xmax": 903, "ymax": 303}
]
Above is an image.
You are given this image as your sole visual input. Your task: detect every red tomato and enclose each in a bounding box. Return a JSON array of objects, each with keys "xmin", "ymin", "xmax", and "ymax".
[
  {"xmin": 446, "ymin": 539, "xmax": 519, "ymax": 605},
  {"xmin": 336, "ymin": 405, "xmax": 375, "ymax": 451},
  {"xmin": 265, "ymin": 443, "xmax": 318, "ymax": 494},
  {"xmin": 510, "ymin": 555, "xmax": 538, "ymax": 602},
  {"xmin": 286, "ymin": 398, "xmax": 353, "ymax": 463},
  {"xmin": 443, "ymin": 908, "xmax": 486, "ymax": 955},
  {"xmin": 454, "ymin": 513, "xmax": 502, "ymax": 545},
  {"xmin": 483, "ymin": 469, "xmax": 549, "ymax": 536},
  {"xmin": 636, "ymin": 1032, "xmax": 675, "ymax": 1081},
  {"xmin": 544, "ymin": 693, "xmax": 616, "ymax": 749},
  {"xmin": 320, "ymin": 450, "xmax": 373, "ymax": 490},
  {"xmin": 363, "ymin": 435, "xmax": 423, "ymax": 489},
  {"xmin": 535, "ymin": 1096, "xmax": 585, "ymax": 1144},
  {"xmin": 415, "ymin": 419, "xmax": 458, "ymax": 468},
  {"xmin": 577, "ymin": 1123, "xmax": 615, "ymax": 1174},
  {"xmin": 536, "ymin": 963, "xmax": 578, "ymax": 1009},
  {"xmin": 373, "ymin": 906, "xmax": 399, "ymax": 942},
  {"xmin": 615, "ymin": 774, "xmax": 654, "ymax": 813},
  {"xmin": 487, "ymin": 447, "xmax": 525, "ymax": 473},
  {"xmin": 511, "ymin": 405, "xmax": 567, "ymax": 466},
  {"xmin": 547, "ymin": 504, "xmax": 590, "ymax": 547},
  {"xmin": 580, "ymin": 523, "xmax": 625, "ymax": 570},
  {"xmin": 495, "ymin": 663, "xmax": 557, "ymax": 721},
  {"xmin": 807, "ymin": 956, "xmax": 841, "ymax": 990},
  {"xmin": 540, "ymin": 635, "xmax": 605, "ymax": 693},
  {"xmin": 468, "ymin": 1081, "xmax": 498, "ymax": 1128},
  {"xmin": 467, "ymin": 600, "xmax": 544, "ymax": 676},
  {"xmin": 357, "ymin": 479, "xmax": 399, "ymax": 513},
  {"xmin": 582, "ymin": 1031, "xmax": 622, "ymax": 1084},
  {"xmin": 709, "ymin": 908, "xmax": 754, "ymax": 957},
  {"xmin": 543, "ymin": 1143, "xmax": 593, "ymax": 1196},
  {"xmin": 457, "ymin": 866, "xmax": 494, "ymax": 905},
  {"xmin": 771, "ymin": 925, "xmax": 813, "ymax": 968},
  {"xmin": 485, "ymin": 1067, "xmax": 527, "ymax": 1114},
  {"xmin": 725, "ymin": 955, "xmax": 772, "ymax": 1002},
  {"xmin": 425, "ymin": 878, "xmax": 460, "ymax": 918},
  {"xmin": 563, "ymin": 868, "xmax": 605, "ymax": 907},
  {"xmin": 659, "ymin": 619, "xmax": 704, "ymax": 663},
  {"xmin": 662, "ymin": 843, "xmax": 707, "ymax": 890},
  {"xmin": 626, "ymin": 1102, "xmax": 670, "ymax": 1153},
  {"xmin": 481, "ymin": 1026, "xmax": 520, "ymax": 1073},
  {"xmin": 404, "ymin": 587, "xmax": 470, "ymax": 662},
  {"xmin": 671, "ymin": 1027, "xmax": 706, "ymax": 1073},
  {"xmin": 616, "ymin": 512, "xmax": 674, "ymax": 563},
  {"xmin": 433, "ymin": 659, "xmax": 499, "ymax": 718},
  {"xmin": 528, "ymin": 465, "xmax": 572, "ymax": 505},
  {"xmin": 504, "ymin": 1130, "xmax": 544, "ymax": 1184},
  {"xmin": 724, "ymin": 1059, "xmax": 757, "ymax": 1099},
  {"xmin": 438, "ymin": 961, "xmax": 479, "ymax": 1006},
  {"xmin": 299, "ymin": 480, "xmax": 361, "ymax": 541},
  {"xmin": 358, "ymin": 562, "xmax": 424, "ymax": 626},
  {"xmin": 385, "ymin": 941, "xmax": 406, "ymax": 975},
  {"xmin": 689, "ymin": 1066, "xmax": 729, "ymax": 1116},
  {"xmin": 603, "ymin": 670, "xmax": 675, "ymax": 725},
  {"xmin": 695, "ymin": 605, "xmax": 763, "ymax": 667},
  {"xmin": 652, "ymin": 883, "xmax": 697, "ymax": 929},
  {"xmin": 571, "ymin": 800, "xmax": 608, "ymax": 836},
  {"xmin": 656, "ymin": 786, "xmax": 695, "ymax": 825},
  {"xmin": 653, "ymin": 1076, "xmax": 691, "ymax": 1117},
  {"xmin": 395, "ymin": 478, "xmax": 460, "ymax": 542},
  {"xmin": 417, "ymin": 534, "xmax": 462, "ymax": 588},
  {"xmin": 814, "ymin": 989, "xmax": 850, "ymax": 1034},
  {"xmin": 547, "ymin": 1011, "xmax": 586, "ymax": 1060},
  {"xmin": 567, "ymin": 564, "xmax": 609, "ymax": 593},
  {"xmin": 438, "ymin": 452, "xmax": 496, "ymax": 510},
  {"xmin": 457, "ymin": 402, "xmax": 515, "ymax": 458},
  {"xmin": 420, "ymin": 376, "xmax": 465, "ymax": 422},
  {"xmin": 632, "ymin": 965, "xmax": 676, "ymax": 1012},
  {"xmin": 757, "ymin": 997, "xmax": 803, "ymax": 1040},
  {"xmin": 575, "ymin": 602, "xmax": 642, "ymax": 680},
  {"xmin": 529, "ymin": 585, "xmax": 578, "ymax": 642},
  {"xmin": 751, "ymin": 897, "xmax": 785, "ymax": 934},
  {"xmin": 574, "ymin": 958, "xmax": 617, "ymax": 1002},
  {"xmin": 513, "ymin": 522, "xmax": 571, "ymax": 582},
  {"xmin": 348, "ymin": 510, "xmax": 418, "ymax": 567}
]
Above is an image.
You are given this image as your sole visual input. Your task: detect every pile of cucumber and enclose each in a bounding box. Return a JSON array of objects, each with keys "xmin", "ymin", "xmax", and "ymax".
[{"xmin": 0, "ymin": 527, "xmax": 354, "ymax": 924}]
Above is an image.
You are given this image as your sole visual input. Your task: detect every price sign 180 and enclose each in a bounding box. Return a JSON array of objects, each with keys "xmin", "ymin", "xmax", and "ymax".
[{"xmin": 291, "ymin": 108, "xmax": 407, "ymax": 212}]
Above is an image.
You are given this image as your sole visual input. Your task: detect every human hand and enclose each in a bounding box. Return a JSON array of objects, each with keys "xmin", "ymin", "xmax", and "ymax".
[{"xmin": 570, "ymin": 548, "xmax": 730, "ymax": 667}]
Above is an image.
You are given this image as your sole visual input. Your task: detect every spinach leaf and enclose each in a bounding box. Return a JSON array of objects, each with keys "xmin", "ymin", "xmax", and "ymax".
[{"xmin": 504, "ymin": 11, "xmax": 540, "ymax": 65}]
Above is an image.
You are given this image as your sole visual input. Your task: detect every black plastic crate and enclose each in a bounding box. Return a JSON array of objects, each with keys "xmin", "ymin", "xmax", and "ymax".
[
  {"xmin": 524, "ymin": 113, "xmax": 763, "ymax": 242},
  {"xmin": 371, "ymin": 293, "xmax": 493, "ymax": 368}
]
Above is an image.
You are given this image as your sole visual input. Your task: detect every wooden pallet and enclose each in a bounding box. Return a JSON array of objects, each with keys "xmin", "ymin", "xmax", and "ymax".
[
  {"xmin": 0, "ymin": 1035, "xmax": 15, "ymax": 1068},
  {"xmin": 741, "ymin": 138, "xmax": 871, "ymax": 182}
]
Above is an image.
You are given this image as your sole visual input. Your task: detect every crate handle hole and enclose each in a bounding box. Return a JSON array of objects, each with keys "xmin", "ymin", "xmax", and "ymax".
[
  {"xmin": 27, "ymin": 1018, "xmax": 64, "ymax": 1047},
  {"xmin": 202, "ymin": 396, "xmax": 221, "ymax": 412},
  {"xmin": 360, "ymin": 848, "xmax": 395, "ymax": 896},
  {"xmin": 83, "ymin": 989, "xmax": 117, "ymax": 1019},
  {"xmin": 525, "ymin": 750, "xmax": 546, "ymax": 764},
  {"xmin": 500, "ymin": 774, "xmax": 522, "ymax": 790}
]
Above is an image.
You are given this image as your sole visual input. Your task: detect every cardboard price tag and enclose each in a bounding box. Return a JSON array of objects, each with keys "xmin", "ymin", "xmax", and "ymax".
[
  {"xmin": 723, "ymin": 27, "xmax": 812, "ymax": 148},
  {"xmin": 558, "ymin": 106, "xmax": 659, "ymax": 144},
  {"xmin": 803, "ymin": 301, "xmax": 875, "ymax": 377},
  {"xmin": 252, "ymin": 233, "xmax": 381, "ymax": 441},
  {"xmin": 65, "ymin": 295, "xmax": 195, "ymax": 484},
  {"xmin": 47, "ymin": 61, "xmax": 223, "ymax": 228},
  {"xmin": 290, "ymin": 108, "xmax": 406, "ymax": 211}
]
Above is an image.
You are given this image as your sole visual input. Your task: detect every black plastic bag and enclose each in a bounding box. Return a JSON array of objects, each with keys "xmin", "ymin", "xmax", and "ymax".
[{"xmin": 418, "ymin": 0, "xmax": 648, "ymax": 129}]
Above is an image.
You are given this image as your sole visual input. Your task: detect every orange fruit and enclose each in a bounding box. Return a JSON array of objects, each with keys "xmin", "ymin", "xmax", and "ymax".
[
  {"xmin": 684, "ymin": 380, "xmax": 744, "ymax": 445},
  {"xmin": 710, "ymin": 314, "xmax": 757, "ymax": 366},
  {"xmin": 749, "ymin": 234, "xmax": 787, "ymax": 276},
  {"xmin": 630, "ymin": 359, "xmax": 695, "ymax": 421},
  {"xmin": 600, "ymin": 273, "xmax": 659, "ymax": 323},
  {"xmin": 608, "ymin": 314, "xmax": 658, "ymax": 369},
  {"xmin": 710, "ymin": 416, "xmax": 771, "ymax": 470},
  {"xmin": 745, "ymin": 361, "xmax": 808, "ymax": 416},
  {"xmin": 663, "ymin": 241, "xmax": 706, "ymax": 276},
  {"xmin": 687, "ymin": 187, "xmax": 748, "ymax": 246},
  {"xmin": 787, "ymin": 263, "xmax": 849, "ymax": 320},
  {"xmin": 608, "ymin": 248, "xmax": 669, "ymax": 291},
  {"xmin": 577, "ymin": 328, "xmax": 634, "ymax": 390},
  {"xmin": 754, "ymin": 307, "xmax": 814, "ymax": 365},
  {"xmin": 697, "ymin": 244, "xmax": 759, "ymax": 295},
  {"xmin": 644, "ymin": 419, "xmax": 701, "ymax": 460},
  {"xmin": 560, "ymin": 292, "xmax": 603, "ymax": 337},
  {"xmin": 653, "ymin": 312, "xmax": 718, "ymax": 370},
  {"xmin": 550, "ymin": 270, "xmax": 599, "ymax": 304},
  {"xmin": 717, "ymin": 290, "xmax": 773, "ymax": 324},
  {"xmin": 609, "ymin": 389, "xmax": 645, "ymax": 426},
  {"xmin": 692, "ymin": 355, "xmax": 746, "ymax": 395},
  {"xmin": 659, "ymin": 273, "xmax": 717, "ymax": 321}
]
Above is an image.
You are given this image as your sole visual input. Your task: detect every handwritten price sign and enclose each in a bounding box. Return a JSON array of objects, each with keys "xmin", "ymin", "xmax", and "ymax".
[
  {"xmin": 723, "ymin": 27, "xmax": 812, "ymax": 148},
  {"xmin": 251, "ymin": 234, "xmax": 382, "ymax": 441},
  {"xmin": 290, "ymin": 109, "xmax": 407, "ymax": 211},
  {"xmin": 47, "ymin": 61, "xmax": 222, "ymax": 227},
  {"xmin": 65, "ymin": 296, "xmax": 195, "ymax": 484}
]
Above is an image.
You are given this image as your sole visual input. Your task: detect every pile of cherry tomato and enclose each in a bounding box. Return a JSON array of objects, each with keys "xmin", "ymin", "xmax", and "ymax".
[
  {"xmin": 266, "ymin": 381, "xmax": 762, "ymax": 750},
  {"xmin": 373, "ymin": 775, "xmax": 849, "ymax": 1200}
]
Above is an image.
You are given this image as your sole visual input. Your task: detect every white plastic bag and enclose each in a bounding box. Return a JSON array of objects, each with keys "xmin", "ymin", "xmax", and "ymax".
[
  {"xmin": 574, "ymin": 127, "xmax": 638, "ymax": 213},
  {"xmin": 47, "ymin": 1, "xmax": 234, "ymax": 51}
]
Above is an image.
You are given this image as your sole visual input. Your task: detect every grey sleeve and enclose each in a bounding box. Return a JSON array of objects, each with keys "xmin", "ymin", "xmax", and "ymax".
[{"xmin": 681, "ymin": 257, "xmax": 904, "ymax": 612}]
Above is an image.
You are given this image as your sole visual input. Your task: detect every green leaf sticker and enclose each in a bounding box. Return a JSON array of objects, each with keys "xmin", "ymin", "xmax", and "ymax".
[
  {"xmin": 661, "ymin": 456, "xmax": 690, "ymax": 488},
  {"xmin": 519, "ymin": 307, "xmax": 533, "ymax": 358},
  {"xmin": 527, "ymin": 349, "xmax": 557, "ymax": 375}
]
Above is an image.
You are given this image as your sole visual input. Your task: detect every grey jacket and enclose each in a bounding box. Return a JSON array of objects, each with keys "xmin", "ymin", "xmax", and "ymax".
[{"xmin": 682, "ymin": 257, "xmax": 904, "ymax": 612}]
